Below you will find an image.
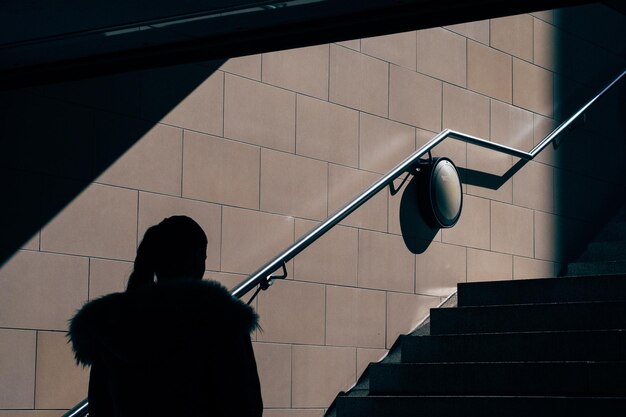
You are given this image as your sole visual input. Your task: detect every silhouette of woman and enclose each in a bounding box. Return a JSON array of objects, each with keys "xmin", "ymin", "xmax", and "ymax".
[{"xmin": 69, "ymin": 215, "xmax": 262, "ymax": 417}]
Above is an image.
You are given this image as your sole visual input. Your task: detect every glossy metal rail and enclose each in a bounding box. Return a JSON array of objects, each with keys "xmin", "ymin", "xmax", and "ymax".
[
  {"xmin": 63, "ymin": 68, "xmax": 625, "ymax": 417},
  {"xmin": 232, "ymin": 67, "xmax": 626, "ymax": 299}
]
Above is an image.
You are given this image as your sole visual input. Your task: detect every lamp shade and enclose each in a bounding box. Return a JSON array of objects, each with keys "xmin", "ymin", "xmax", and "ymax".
[{"xmin": 417, "ymin": 157, "xmax": 463, "ymax": 228}]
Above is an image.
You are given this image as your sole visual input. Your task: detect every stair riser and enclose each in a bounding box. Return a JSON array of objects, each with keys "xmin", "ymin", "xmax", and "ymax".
[
  {"xmin": 457, "ymin": 274, "xmax": 626, "ymax": 307},
  {"xmin": 337, "ymin": 397, "xmax": 626, "ymax": 417},
  {"xmin": 401, "ymin": 330, "xmax": 626, "ymax": 363},
  {"xmin": 431, "ymin": 302, "xmax": 626, "ymax": 335},
  {"xmin": 369, "ymin": 362, "xmax": 626, "ymax": 396}
]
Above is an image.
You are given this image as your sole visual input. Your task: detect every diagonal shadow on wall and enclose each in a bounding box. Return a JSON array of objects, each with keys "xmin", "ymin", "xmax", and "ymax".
[{"xmin": 0, "ymin": 60, "xmax": 225, "ymax": 267}]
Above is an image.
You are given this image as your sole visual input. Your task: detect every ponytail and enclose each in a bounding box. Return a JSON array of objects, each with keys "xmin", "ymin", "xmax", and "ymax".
[{"xmin": 126, "ymin": 225, "xmax": 160, "ymax": 291}]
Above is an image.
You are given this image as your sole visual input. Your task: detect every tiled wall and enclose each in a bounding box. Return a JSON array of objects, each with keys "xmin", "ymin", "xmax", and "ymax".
[{"xmin": 1, "ymin": 4, "xmax": 625, "ymax": 416}]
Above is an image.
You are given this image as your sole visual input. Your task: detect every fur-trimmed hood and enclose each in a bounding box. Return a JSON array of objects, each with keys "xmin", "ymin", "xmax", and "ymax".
[{"xmin": 68, "ymin": 280, "xmax": 258, "ymax": 366}]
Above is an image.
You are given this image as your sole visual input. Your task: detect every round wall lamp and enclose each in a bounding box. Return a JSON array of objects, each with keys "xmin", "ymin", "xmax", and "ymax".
[{"xmin": 416, "ymin": 157, "xmax": 463, "ymax": 228}]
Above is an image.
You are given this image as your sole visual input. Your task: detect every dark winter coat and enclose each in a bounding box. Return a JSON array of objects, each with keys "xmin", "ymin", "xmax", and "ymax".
[{"xmin": 68, "ymin": 280, "xmax": 262, "ymax": 417}]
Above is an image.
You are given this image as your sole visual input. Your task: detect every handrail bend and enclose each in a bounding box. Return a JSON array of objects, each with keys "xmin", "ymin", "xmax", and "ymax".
[
  {"xmin": 63, "ymin": 68, "xmax": 625, "ymax": 417},
  {"xmin": 232, "ymin": 67, "xmax": 626, "ymax": 299}
]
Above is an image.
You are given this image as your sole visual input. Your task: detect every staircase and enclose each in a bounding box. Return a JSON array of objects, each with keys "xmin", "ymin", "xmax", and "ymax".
[
  {"xmin": 332, "ymin": 205, "xmax": 626, "ymax": 416},
  {"xmin": 567, "ymin": 204, "xmax": 626, "ymax": 276},
  {"xmin": 335, "ymin": 274, "xmax": 626, "ymax": 416}
]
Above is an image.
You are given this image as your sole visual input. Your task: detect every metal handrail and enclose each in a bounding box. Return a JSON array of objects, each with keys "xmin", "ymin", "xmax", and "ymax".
[
  {"xmin": 232, "ymin": 67, "xmax": 626, "ymax": 298},
  {"xmin": 63, "ymin": 67, "xmax": 625, "ymax": 417}
]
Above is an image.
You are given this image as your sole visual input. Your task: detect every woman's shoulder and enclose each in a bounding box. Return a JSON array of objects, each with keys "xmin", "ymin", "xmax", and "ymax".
[
  {"xmin": 68, "ymin": 279, "xmax": 258, "ymax": 366},
  {"xmin": 159, "ymin": 280, "xmax": 260, "ymax": 334}
]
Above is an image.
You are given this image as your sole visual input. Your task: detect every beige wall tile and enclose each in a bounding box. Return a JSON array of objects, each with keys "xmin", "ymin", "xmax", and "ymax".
[
  {"xmin": 336, "ymin": 39, "xmax": 360, "ymax": 51},
  {"xmin": 296, "ymin": 95, "xmax": 359, "ymax": 167},
  {"xmin": 252, "ymin": 342, "xmax": 291, "ymax": 408},
  {"xmin": 263, "ymin": 45, "xmax": 329, "ymax": 100},
  {"xmin": 35, "ymin": 331, "xmax": 89, "ymax": 409},
  {"xmin": 360, "ymin": 113, "xmax": 415, "ymax": 174},
  {"xmin": 386, "ymin": 292, "xmax": 439, "ymax": 348},
  {"xmin": 534, "ymin": 210, "xmax": 557, "ymax": 261},
  {"xmin": 22, "ymin": 234, "xmax": 39, "ymax": 251},
  {"xmin": 513, "ymin": 256, "xmax": 556, "ymax": 280},
  {"xmin": 138, "ymin": 191, "xmax": 222, "ymax": 271},
  {"xmin": 361, "ymin": 31, "xmax": 417, "ymax": 70},
  {"xmin": 490, "ymin": 201, "xmax": 534, "ymax": 257},
  {"xmin": 532, "ymin": 114, "xmax": 558, "ymax": 166},
  {"xmin": 203, "ymin": 272, "xmax": 246, "ymax": 292},
  {"xmin": 443, "ymin": 83, "xmax": 490, "ymax": 139},
  {"xmin": 326, "ymin": 286, "xmax": 386, "ymax": 348},
  {"xmin": 0, "ymin": 251, "xmax": 88, "ymax": 330},
  {"xmin": 41, "ymin": 182, "xmax": 138, "ymax": 261},
  {"xmin": 466, "ymin": 144, "xmax": 513, "ymax": 203},
  {"xmin": 358, "ymin": 230, "xmax": 414, "ymax": 293},
  {"xmin": 467, "ymin": 41, "xmax": 512, "ymax": 103},
  {"xmin": 96, "ymin": 121, "xmax": 182, "ymax": 196},
  {"xmin": 260, "ymin": 149, "xmax": 328, "ymax": 221},
  {"xmin": 491, "ymin": 100, "xmax": 534, "ymax": 149},
  {"xmin": 513, "ymin": 59, "xmax": 554, "ymax": 117},
  {"xmin": 257, "ymin": 280, "xmax": 325, "ymax": 345},
  {"xmin": 387, "ymin": 178, "xmax": 402, "ymax": 236},
  {"xmin": 357, "ymin": 348, "xmax": 387, "ymax": 377},
  {"xmin": 533, "ymin": 113, "xmax": 557, "ymax": 143},
  {"xmin": 531, "ymin": 10, "xmax": 555, "ymax": 23},
  {"xmin": 0, "ymin": 329, "xmax": 36, "ymax": 409},
  {"xmin": 224, "ymin": 74, "xmax": 296, "ymax": 152},
  {"xmin": 467, "ymin": 248, "xmax": 513, "ymax": 282},
  {"xmin": 415, "ymin": 242, "xmax": 466, "ymax": 297},
  {"xmin": 389, "ymin": 64, "xmax": 442, "ymax": 132},
  {"xmin": 533, "ymin": 18, "xmax": 557, "ymax": 71},
  {"xmin": 513, "ymin": 161, "xmax": 554, "ymax": 212},
  {"xmin": 416, "ymin": 128, "xmax": 467, "ymax": 168},
  {"xmin": 328, "ymin": 164, "xmax": 387, "ymax": 232},
  {"xmin": 221, "ymin": 207, "xmax": 294, "ymax": 274},
  {"xmin": 445, "ymin": 20, "xmax": 490, "ymax": 44},
  {"xmin": 417, "ymin": 28, "xmax": 467, "ymax": 87},
  {"xmin": 293, "ymin": 219, "xmax": 358, "ymax": 286},
  {"xmin": 160, "ymin": 71, "xmax": 224, "ymax": 136},
  {"xmin": 292, "ymin": 345, "xmax": 356, "ymax": 408},
  {"xmin": 0, "ymin": 412, "xmax": 64, "ymax": 417},
  {"xmin": 329, "ymin": 44, "xmax": 389, "ymax": 117},
  {"xmin": 89, "ymin": 258, "xmax": 132, "ymax": 299},
  {"xmin": 182, "ymin": 131, "xmax": 260, "ymax": 209},
  {"xmin": 220, "ymin": 54, "xmax": 262, "ymax": 80},
  {"xmin": 441, "ymin": 194, "xmax": 490, "ymax": 250},
  {"xmin": 264, "ymin": 410, "xmax": 324, "ymax": 417},
  {"xmin": 490, "ymin": 14, "xmax": 533, "ymax": 61}
]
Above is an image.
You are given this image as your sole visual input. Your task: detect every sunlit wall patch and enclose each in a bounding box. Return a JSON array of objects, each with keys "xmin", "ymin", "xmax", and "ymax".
[{"xmin": 417, "ymin": 157, "xmax": 463, "ymax": 228}]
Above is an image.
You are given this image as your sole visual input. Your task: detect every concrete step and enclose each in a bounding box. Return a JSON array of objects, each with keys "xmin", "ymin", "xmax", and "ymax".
[
  {"xmin": 430, "ymin": 301, "xmax": 626, "ymax": 335},
  {"xmin": 566, "ymin": 261, "xmax": 626, "ymax": 276},
  {"xmin": 579, "ymin": 241, "xmax": 626, "ymax": 262},
  {"xmin": 457, "ymin": 274, "xmax": 626, "ymax": 307},
  {"xmin": 336, "ymin": 396, "xmax": 626, "ymax": 417},
  {"xmin": 369, "ymin": 362, "xmax": 626, "ymax": 396},
  {"xmin": 400, "ymin": 330, "xmax": 626, "ymax": 363}
]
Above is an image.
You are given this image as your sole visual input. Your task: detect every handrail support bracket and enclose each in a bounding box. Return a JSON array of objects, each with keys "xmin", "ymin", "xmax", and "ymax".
[{"xmin": 247, "ymin": 261, "xmax": 288, "ymax": 305}]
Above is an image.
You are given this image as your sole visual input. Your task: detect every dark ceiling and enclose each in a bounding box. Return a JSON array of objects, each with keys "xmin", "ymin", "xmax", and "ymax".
[{"xmin": 0, "ymin": 0, "xmax": 602, "ymax": 89}]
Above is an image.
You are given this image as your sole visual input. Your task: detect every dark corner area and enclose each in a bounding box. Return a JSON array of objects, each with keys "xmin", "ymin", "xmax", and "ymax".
[
  {"xmin": 0, "ymin": 59, "xmax": 225, "ymax": 266},
  {"xmin": 551, "ymin": 4, "xmax": 626, "ymax": 265}
]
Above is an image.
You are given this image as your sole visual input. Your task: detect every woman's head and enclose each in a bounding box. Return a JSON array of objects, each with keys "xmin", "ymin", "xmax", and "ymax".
[{"xmin": 127, "ymin": 216, "xmax": 208, "ymax": 291}]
